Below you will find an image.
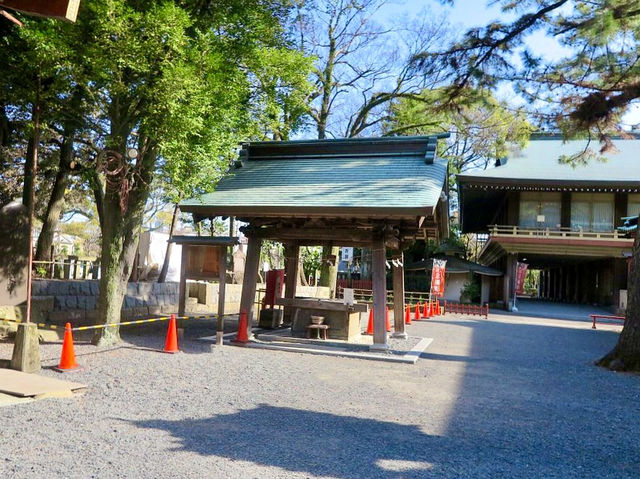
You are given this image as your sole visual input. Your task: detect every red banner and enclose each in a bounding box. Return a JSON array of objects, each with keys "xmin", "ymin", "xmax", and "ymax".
[
  {"xmin": 515, "ymin": 262, "xmax": 528, "ymax": 295},
  {"xmin": 430, "ymin": 259, "xmax": 447, "ymax": 297}
]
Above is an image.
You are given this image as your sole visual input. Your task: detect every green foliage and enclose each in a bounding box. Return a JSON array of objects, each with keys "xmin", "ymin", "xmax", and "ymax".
[
  {"xmin": 421, "ymin": 1, "xmax": 640, "ymax": 143},
  {"xmin": 300, "ymin": 246, "xmax": 322, "ymax": 279},
  {"xmin": 385, "ymin": 88, "xmax": 532, "ymax": 176},
  {"xmin": 261, "ymin": 240, "xmax": 284, "ymax": 269},
  {"xmin": 461, "ymin": 277, "xmax": 481, "ymax": 303}
]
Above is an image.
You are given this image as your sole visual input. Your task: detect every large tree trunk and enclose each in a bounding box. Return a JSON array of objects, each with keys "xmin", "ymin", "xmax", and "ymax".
[
  {"xmin": 92, "ymin": 145, "xmax": 154, "ymax": 346},
  {"xmin": 34, "ymin": 136, "xmax": 72, "ymax": 262},
  {"xmin": 598, "ymin": 234, "xmax": 640, "ymax": 371},
  {"xmin": 318, "ymin": 242, "xmax": 339, "ymax": 298},
  {"xmin": 157, "ymin": 202, "xmax": 179, "ymax": 283},
  {"xmin": 299, "ymin": 260, "xmax": 309, "ymax": 286}
]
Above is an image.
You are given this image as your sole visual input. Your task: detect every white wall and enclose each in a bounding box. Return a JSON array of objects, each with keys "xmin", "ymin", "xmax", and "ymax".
[
  {"xmin": 444, "ymin": 273, "xmax": 468, "ymax": 302},
  {"xmin": 138, "ymin": 231, "xmax": 182, "ymax": 282}
]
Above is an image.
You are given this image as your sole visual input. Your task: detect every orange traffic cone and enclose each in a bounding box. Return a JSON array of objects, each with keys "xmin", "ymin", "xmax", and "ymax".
[
  {"xmin": 365, "ymin": 308, "xmax": 374, "ymax": 335},
  {"xmin": 234, "ymin": 309, "xmax": 250, "ymax": 343},
  {"xmin": 423, "ymin": 302, "xmax": 428, "ymax": 317},
  {"xmin": 427, "ymin": 301, "xmax": 433, "ymax": 318},
  {"xmin": 405, "ymin": 305, "xmax": 412, "ymax": 325},
  {"xmin": 164, "ymin": 314, "xmax": 179, "ymax": 353},
  {"xmin": 385, "ymin": 306, "xmax": 391, "ymax": 332},
  {"xmin": 436, "ymin": 301, "xmax": 441, "ymax": 315},
  {"xmin": 56, "ymin": 322, "xmax": 79, "ymax": 371},
  {"xmin": 415, "ymin": 303, "xmax": 421, "ymax": 321}
]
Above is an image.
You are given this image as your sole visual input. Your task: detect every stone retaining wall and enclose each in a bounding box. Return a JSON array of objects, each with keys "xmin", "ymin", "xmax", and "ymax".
[{"xmin": 6, "ymin": 280, "xmax": 331, "ymax": 326}]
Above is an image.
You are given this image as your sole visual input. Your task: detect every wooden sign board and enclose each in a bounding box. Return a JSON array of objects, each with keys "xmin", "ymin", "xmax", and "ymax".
[
  {"xmin": 0, "ymin": 0, "xmax": 81, "ymax": 22},
  {"xmin": 186, "ymin": 245, "xmax": 222, "ymax": 279}
]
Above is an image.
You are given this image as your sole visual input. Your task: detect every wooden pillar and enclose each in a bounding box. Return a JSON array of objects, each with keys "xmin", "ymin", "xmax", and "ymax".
[
  {"xmin": 239, "ymin": 236, "xmax": 262, "ymax": 338},
  {"xmin": 558, "ymin": 267, "xmax": 564, "ymax": 302},
  {"xmin": 283, "ymin": 242, "xmax": 300, "ymax": 325},
  {"xmin": 216, "ymin": 246, "xmax": 227, "ymax": 346},
  {"xmin": 391, "ymin": 252, "xmax": 406, "ymax": 339},
  {"xmin": 504, "ymin": 253, "xmax": 516, "ymax": 310},
  {"xmin": 371, "ymin": 236, "xmax": 388, "ymax": 349},
  {"xmin": 178, "ymin": 245, "xmax": 188, "ymax": 317}
]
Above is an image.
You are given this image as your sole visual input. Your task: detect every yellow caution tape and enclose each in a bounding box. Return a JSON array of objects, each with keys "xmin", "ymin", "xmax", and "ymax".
[{"xmin": 2, "ymin": 314, "xmax": 219, "ymax": 332}]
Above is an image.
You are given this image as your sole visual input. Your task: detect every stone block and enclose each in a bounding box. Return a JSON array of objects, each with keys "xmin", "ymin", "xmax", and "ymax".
[
  {"xmin": 89, "ymin": 281, "xmax": 100, "ymax": 295},
  {"xmin": 0, "ymin": 304, "xmax": 20, "ymax": 321},
  {"xmin": 85, "ymin": 297, "xmax": 97, "ymax": 310},
  {"xmin": 49, "ymin": 309, "xmax": 85, "ymax": 325},
  {"xmin": 10, "ymin": 323, "xmax": 41, "ymax": 373},
  {"xmin": 68, "ymin": 281, "xmax": 79, "ymax": 295},
  {"xmin": 138, "ymin": 282, "xmax": 152, "ymax": 296},
  {"xmin": 32, "ymin": 280, "xmax": 48, "ymax": 296},
  {"xmin": 53, "ymin": 296, "xmax": 65, "ymax": 309},
  {"xmin": 64, "ymin": 296, "xmax": 78, "ymax": 310},
  {"xmin": 79, "ymin": 281, "xmax": 92, "ymax": 295}
]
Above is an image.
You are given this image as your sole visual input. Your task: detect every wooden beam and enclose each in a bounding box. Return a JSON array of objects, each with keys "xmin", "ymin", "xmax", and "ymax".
[
  {"xmin": 371, "ymin": 236, "xmax": 388, "ymax": 349},
  {"xmin": 178, "ymin": 244, "xmax": 188, "ymax": 317},
  {"xmin": 216, "ymin": 246, "xmax": 227, "ymax": 346},
  {"xmin": 1, "ymin": 0, "xmax": 81, "ymax": 22},
  {"xmin": 239, "ymin": 237, "xmax": 262, "ymax": 338},
  {"xmin": 391, "ymin": 252, "xmax": 406, "ymax": 339},
  {"xmin": 243, "ymin": 226, "xmax": 400, "ymax": 250}
]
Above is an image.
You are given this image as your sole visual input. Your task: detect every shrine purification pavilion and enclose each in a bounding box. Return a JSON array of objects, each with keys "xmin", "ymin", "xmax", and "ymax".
[{"xmin": 180, "ymin": 135, "xmax": 450, "ymax": 349}]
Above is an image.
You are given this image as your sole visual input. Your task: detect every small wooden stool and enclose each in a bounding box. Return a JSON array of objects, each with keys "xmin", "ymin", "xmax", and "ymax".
[{"xmin": 306, "ymin": 324, "xmax": 330, "ymax": 340}]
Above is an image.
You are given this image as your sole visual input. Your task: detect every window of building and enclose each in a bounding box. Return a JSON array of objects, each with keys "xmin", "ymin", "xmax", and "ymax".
[
  {"xmin": 627, "ymin": 193, "xmax": 640, "ymax": 218},
  {"xmin": 519, "ymin": 192, "xmax": 561, "ymax": 228},
  {"xmin": 570, "ymin": 193, "xmax": 614, "ymax": 231}
]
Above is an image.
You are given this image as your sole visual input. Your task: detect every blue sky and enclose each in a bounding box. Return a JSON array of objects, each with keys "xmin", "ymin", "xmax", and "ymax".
[{"xmin": 374, "ymin": 0, "xmax": 640, "ymax": 127}]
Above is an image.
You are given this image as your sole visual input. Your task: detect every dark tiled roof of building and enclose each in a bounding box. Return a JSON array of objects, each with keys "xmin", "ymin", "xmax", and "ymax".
[
  {"xmin": 406, "ymin": 256, "xmax": 503, "ymax": 276},
  {"xmin": 181, "ymin": 136, "xmax": 448, "ymax": 217}
]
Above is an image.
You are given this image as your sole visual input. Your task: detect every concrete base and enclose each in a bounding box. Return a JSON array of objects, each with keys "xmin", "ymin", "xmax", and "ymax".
[
  {"xmin": 10, "ymin": 323, "xmax": 41, "ymax": 373},
  {"xmin": 216, "ymin": 331, "xmax": 224, "ymax": 345},
  {"xmin": 369, "ymin": 342, "xmax": 390, "ymax": 352},
  {"xmin": 391, "ymin": 331, "xmax": 408, "ymax": 339}
]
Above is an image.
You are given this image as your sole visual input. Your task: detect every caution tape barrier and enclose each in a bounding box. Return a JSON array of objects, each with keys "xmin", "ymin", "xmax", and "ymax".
[
  {"xmin": 1, "ymin": 314, "xmax": 219, "ymax": 332},
  {"xmin": 1, "ymin": 318, "xmax": 64, "ymax": 330}
]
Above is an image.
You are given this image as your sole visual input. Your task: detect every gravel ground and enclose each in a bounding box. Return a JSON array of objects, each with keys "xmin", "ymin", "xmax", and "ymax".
[{"xmin": 1, "ymin": 313, "xmax": 639, "ymax": 478}]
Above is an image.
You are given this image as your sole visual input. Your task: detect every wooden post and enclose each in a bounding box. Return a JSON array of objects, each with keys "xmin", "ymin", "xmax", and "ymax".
[
  {"xmin": 283, "ymin": 242, "xmax": 300, "ymax": 325},
  {"xmin": 178, "ymin": 244, "xmax": 188, "ymax": 317},
  {"xmin": 504, "ymin": 253, "xmax": 516, "ymax": 310},
  {"xmin": 216, "ymin": 246, "xmax": 227, "ymax": 346},
  {"xmin": 371, "ymin": 236, "xmax": 388, "ymax": 349},
  {"xmin": 391, "ymin": 252, "xmax": 406, "ymax": 338},
  {"xmin": 239, "ymin": 235, "xmax": 262, "ymax": 339}
]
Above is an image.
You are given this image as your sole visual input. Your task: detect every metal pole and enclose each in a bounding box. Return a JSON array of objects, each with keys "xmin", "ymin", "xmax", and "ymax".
[{"xmin": 25, "ymin": 84, "xmax": 40, "ymax": 324}]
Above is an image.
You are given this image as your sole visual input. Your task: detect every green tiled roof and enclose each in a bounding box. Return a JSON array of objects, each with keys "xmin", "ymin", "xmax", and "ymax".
[
  {"xmin": 458, "ymin": 136, "xmax": 640, "ymax": 187},
  {"xmin": 181, "ymin": 136, "xmax": 448, "ymax": 217}
]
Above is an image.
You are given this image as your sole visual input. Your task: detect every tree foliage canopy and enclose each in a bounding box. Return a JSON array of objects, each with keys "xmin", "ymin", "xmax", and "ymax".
[{"xmin": 420, "ymin": 1, "xmax": 640, "ymax": 145}]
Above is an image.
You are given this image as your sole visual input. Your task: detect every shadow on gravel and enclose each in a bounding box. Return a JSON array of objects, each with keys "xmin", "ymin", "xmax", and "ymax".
[{"xmin": 130, "ymin": 404, "xmax": 445, "ymax": 478}]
